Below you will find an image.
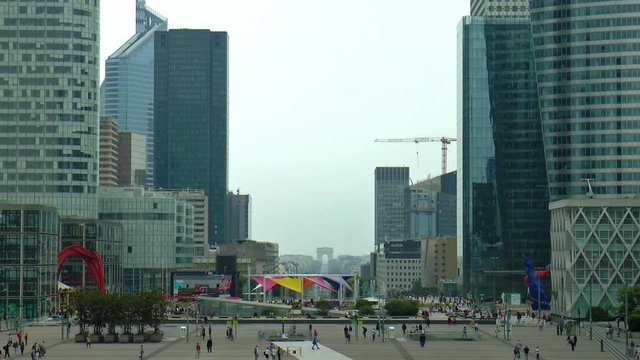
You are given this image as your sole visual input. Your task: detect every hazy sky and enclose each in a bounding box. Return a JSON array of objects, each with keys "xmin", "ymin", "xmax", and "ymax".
[{"xmin": 100, "ymin": 0, "xmax": 468, "ymax": 257}]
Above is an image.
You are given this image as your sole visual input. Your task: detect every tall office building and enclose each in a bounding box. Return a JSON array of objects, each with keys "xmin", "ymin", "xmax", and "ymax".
[
  {"xmin": 227, "ymin": 191, "xmax": 251, "ymax": 243},
  {"xmin": 458, "ymin": 16, "xmax": 550, "ymax": 298},
  {"xmin": 154, "ymin": 30, "xmax": 229, "ymax": 245},
  {"xmin": 530, "ymin": 1, "xmax": 640, "ymax": 200},
  {"xmin": 530, "ymin": 0, "xmax": 640, "ymax": 316},
  {"xmin": 101, "ymin": 0, "xmax": 167, "ymax": 187},
  {"xmin": 99, "ymin": 117, "xmax": 119, "ymax": 187},
  {"xmin": 470, "ymin": 0, "xmax": 529, "ymax": 17},
  {"xmin": 0, "ymin": 0, "xmax": 100, "ymax": 219},
  {"xmin": 375, "ymin": 167, "xmax": 410, "ymax": 246},
  {"xmin": 405, "ymin": 171, "xmax": 457, "ymax": 239}
]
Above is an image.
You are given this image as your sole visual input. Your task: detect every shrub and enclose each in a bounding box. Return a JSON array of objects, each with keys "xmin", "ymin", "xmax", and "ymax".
[
  {"xmin": 586, "ymin": 306, "xmax": 612, "ymax": 322},
  {"xmin": 358, "ymin": 304, "xmax": 375, "ymax": 316},
  {"xmin": 384, "ymin": 299, "xmax": 419, "ymax": 316},
  {"xmin": 629, "ymin": 309, "xmax": 640, "ymax": 332},
  {"xmin": 355, "ymin": 298, "xmax": 371, "ymax": 308},
  {"xmin": 315, "ymin": 299, "xmax": 331, "ymax": 316}
]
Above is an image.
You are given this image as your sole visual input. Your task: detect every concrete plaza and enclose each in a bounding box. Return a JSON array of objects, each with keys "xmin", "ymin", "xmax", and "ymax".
[{"xmin": 0, "ymin": 321, "xmax": 617, "ymax": 359}]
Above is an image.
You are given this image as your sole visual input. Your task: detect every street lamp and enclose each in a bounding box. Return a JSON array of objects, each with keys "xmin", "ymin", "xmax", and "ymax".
[{"xmin": 1, "ymin": 287, "xmax": 8, "ymax": 331}]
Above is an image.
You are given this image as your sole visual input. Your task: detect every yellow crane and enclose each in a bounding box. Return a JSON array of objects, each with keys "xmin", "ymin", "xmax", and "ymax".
[{"xmin": 374, "ymin": 137, "xmax": 457, "ymax": 175}]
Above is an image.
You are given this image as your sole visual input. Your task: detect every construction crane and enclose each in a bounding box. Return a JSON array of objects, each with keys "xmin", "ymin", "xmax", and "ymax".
[{"xmin": 374, "ymin": 137, "xmax": 457, "ymax": 175}]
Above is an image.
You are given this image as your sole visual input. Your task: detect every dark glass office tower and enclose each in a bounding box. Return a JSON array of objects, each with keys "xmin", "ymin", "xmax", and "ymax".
[
  {"xmin": 154, "ymin": 30, "xmax": 229, "ymax": 245},
  {"xmin": 375, "ymin": 167, "xmax": 409, "ymax": 247},
  {"xmin": 530, "ymin": 1, "xmax": 640, "ymax": 200},
  {"xmin": 458, "ymin": 16, "xmax": 550, "ymax": 298}
]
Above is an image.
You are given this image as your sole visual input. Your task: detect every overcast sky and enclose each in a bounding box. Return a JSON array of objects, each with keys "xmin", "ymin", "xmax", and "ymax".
[{"xmin": 100, "ymin": 0, "xmax": 468, "ymax": 257}]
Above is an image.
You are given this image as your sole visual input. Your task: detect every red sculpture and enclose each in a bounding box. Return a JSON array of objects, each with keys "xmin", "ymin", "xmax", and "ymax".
[{"xmin": 57, "ymin": 245, "xmax": 106, "ymax": 293}]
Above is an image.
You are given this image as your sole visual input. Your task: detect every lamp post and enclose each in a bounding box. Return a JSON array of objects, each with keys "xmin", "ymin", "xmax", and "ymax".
[
  {"xmin": 625, "ymin": 286, "xmax": 629, "ymax": 348},
  {"xmin": 589, "ymin": 277, "xmax": 593, "ymax": 340},
  {"xmin": 1, "ymin": 287, "xmax": 7, "ymax": 331}
]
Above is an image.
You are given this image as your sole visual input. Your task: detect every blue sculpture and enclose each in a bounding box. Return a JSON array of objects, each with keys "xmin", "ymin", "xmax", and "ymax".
[{"xmin": 524, "ymin": 256, "xmax": 551, "ymax": 311}]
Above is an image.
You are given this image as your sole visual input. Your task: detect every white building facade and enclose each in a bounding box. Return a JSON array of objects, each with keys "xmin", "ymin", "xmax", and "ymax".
[{"xmin": 550, "ymin": 198, "xmax": 640, "ymax": 318}]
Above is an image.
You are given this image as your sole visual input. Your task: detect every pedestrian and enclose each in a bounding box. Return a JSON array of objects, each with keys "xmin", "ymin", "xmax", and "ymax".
[
  {"xmin": 419, "ymin": 329, "xmax": 426, "ymax": 348},
  {"xmin": 312, "ymin": 336, "xmax": 319, "ymax": 350},
  {"xmin": 208, "ymin": 324, "xmax": 212, "ymax": 338},
  {"xmin": 19, "ymin": 342, "xmax": 24, "ymax": 356},
  {"xmin": 535, "ymin": 345, "xmax": 540, "ymax": 359},
  {"xmin": 523, "ymin": 345, "xmax": 529, "ymax": 360},
  {"xmin": 474, "ymin": 322, "xmax": 479, "ymax": 333},
  {"xmin": 362, "ymin": 326, "xmax": 367, "ymax": 339},
  {"xmin": 402, "ymin": 323, "xmax": 407, "ymax": 335},
  {"xmin": 12, "ymin": 341, "xmax": 18, "ymax": 355},
  {"xmin": 372, "ymin": 329, "xmax": 376, "ymax": 342},
  {"xmin": 24, "ymin": 334, "xmax": 28, "ymax": 347},
  {"xmin": 2, "ymin": 342, "xmax": 9, "ymax": 359},
  {"xmin": 570, "ymin": 336, "xmax": 576, "ymax": 351},
  {"xmin": 39, "ymin": 342, "xmax": 46, "ymax": 358},
  {"xmin": 513, "ymin": 346, "xmax": 520, "ymax": 360},
  {"xmin": 263, "ymin": 347, "xmax": 270, "ymax": 359},
  {"xmin": 462, "ymin": 326, "xmax": 468, "ymax": 339},
  {"xmin": 277, "ymin": 346, "xmax": 281, "ymax": 360},
  {"xmin": 86, "ymin": 335, "xmax": 91, "ymax": 348},
  {"xmin": 139, "ymin": 344, "xmax": 144, "ymax": 359},
  {"xmin": 195, "ymin": 342, "xmax": 201, "ymax": 359},
  {"xmin": 201, "ymin": 327, "xmax": 205, "ymax": 340},
  {"xmin": 206, "ymin": 338, "xmax": 212, "ymax": 353},
  {"xmin": 254, "ymin": 345, "xmax": 260, "ymax": 360},
  {"xmin": 538, "ymin": 319, "xmax": 543, "ymax": 331}
]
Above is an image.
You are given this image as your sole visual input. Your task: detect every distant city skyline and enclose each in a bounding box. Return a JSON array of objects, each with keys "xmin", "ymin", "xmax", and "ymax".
[{"xmin": 100, "ymin": 1, "xmax": 467, "ymax": 256}]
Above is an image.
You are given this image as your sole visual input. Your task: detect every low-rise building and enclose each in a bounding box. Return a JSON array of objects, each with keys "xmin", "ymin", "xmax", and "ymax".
[
  {"xmin": 98, "ymin": 187, "xmax": 194, "ymax": 292},
  {"xmin": 376, "ymin": 240, "xmax": 422, "ymax": 297},
  {"xmin": 0, "ymin": 205, "xmax": 59, "ymax": 320}
]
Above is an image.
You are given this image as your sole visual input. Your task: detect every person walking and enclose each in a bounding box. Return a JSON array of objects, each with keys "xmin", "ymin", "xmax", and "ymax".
[
  {"xmin": 254, "ymin": 345, "xmax": 260, "ymax": 360},
  {"xmin": 312, "ymin": 335, "xmax": 320, "ymax": 350},
  {"xmin": 201, "ymin": 327, "xmax": 205, "ymax": 340},
  {"xmin": 462, "ymin": 326, "xmax": 468, "ymax": 339},
  {"xmin": 19, "ymin": 342, "xmax": 24, "ymax": 356},
  {"xmin": 277, "ymin": 346, "xmax": 281, "ymax": 360},
  {"xmin": 206, "ymin": 338, "xmax": 212, "ymax": 353},
  {"xmin": 195, "ymin": 342, "xmax": 201, "ymax": 359},
  {"xmin": 535, "ymin": 345, "xmax": 540, "ymax": 359},
  {"xmin": 523, "ymin": 345, "xmax": 530, "ymax": 360},
  {"xmin": 419, "ymin": 329, "xmax": 426, "ymax": 348},
  {"xmin": 362, "ymin": 326, "xmax": 367, "ymax": 339},
  {"xmin": 570, "ymin": 336, "xmax": 577, "ymax": 351},
  {"xmin": 208, "ymin": 324, "xmax": 212, "ymax": 338},
  {"xmin": 24, "ymin": 334, "xmax": 28, "ymax": 347},
  {"xmin": 86, "ymin": 336, "xmax": 91, "ymax": 348},
  {"xmin": 402, "ymin": 323, "xmax": 407, "ymax": 335},
  {"xmin": 138, "ymin": 344, "xmax": 144, "ymax": 359}
]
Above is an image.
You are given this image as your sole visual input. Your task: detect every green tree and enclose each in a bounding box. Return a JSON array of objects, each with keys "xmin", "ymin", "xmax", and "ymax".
[
  {"xmin": 358, "ymin": 304, "xmax": 375, "ymax": 316},
  {"xmin": 616, "ymin": 286, "xmax": 640, "ymax": 317},
  {"xmin": 586, "ymin": 306, "xmax": 612, "ymax": 322},
  {"xmin": 145, "ymin": 291, "xmax": 168, "ymax": 334},
  {"xmin": 315, "ymin": 299, "xmax": 331, "ymax": 316},
  {"xmin": 629, "ymin": 309, "xmax": 640, "ymax": 332},
  {"xmin": 104, "ymin": 293, "xmax": 123, "ymax": 335},
  {"xmin": 68, "ymin": 290, "xmax": 90, "ymax": 334},
  {"xmin": 384, "ymin": 299, "xmax": 419, "ymax": 316}
]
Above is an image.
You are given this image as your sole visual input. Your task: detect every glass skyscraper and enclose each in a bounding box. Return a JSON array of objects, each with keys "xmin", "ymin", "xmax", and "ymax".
[
  {"xmin": 100, "ymin": 0, "xmax": 167, "ymax": 187},
  {"xmin": 458, "ymin": 16, "xmax": 550, "ymax": 298},
  {"xmin": 530, "ymin": 0, "xmax": 640, "ymax": 200},
  {"xmin": 0, "ymin": 0, "xmax": 100, "ymax": 219},
  {"xmin": 154, "ymin": 30, "xmax": 229, "ymax": 245},
  {"xmin": 374, "ymin": 167, "xmax": 409, "ymax": 246}
]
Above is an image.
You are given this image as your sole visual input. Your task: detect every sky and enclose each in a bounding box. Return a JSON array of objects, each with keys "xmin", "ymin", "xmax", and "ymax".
[{"xmin": 100, "ymin": 0, "xmax": 469, "ymax": 257}]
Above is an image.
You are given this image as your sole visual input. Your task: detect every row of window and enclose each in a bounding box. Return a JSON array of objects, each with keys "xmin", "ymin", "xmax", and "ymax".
[
  {"xmin": 542, "ymin": 107, "xmax": 640, "ymax": 121},
  {"xmin": 532, "ymin": 11, "xmax": 640, "ymax": 33},
  {"xmin": 534, "ymin": 29, "xmax": 640, "ymax": 47},
  {"xmin": 549, "ymin": 159, "xmax": 640, "ymax": 170},
  {"xmin": 547, "ymin": 145, "xmax": 640, "ymax": 157},
  {"xmin": 531, "ymin": 4, "xmax": 640, "ymax": 21},
  {"xmin": 534, "ymin": 42, "xmax": 640, "ymax": 59},
  {"xmin": 542, "ymin": 94, "xmax": 640, "ymax": 107},
  {"xmin": 0, "ymin": 185, "xmax": 95, "ymax": 193},
  {"xmin": 549, "ymin": 173, "xmax": 640, "ymax": 183},
  {"xmin": 537, "ymin": 55, "xmax": 640, "ymax": 71},
  {"xmin": 0, "ymin": 41, "xmax": 92, "ymax": 52}
]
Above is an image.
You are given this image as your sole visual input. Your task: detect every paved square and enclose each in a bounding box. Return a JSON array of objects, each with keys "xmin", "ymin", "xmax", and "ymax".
[{"xmin": 0, "ymin": 322, "xmax": 616, "ymax": 359}]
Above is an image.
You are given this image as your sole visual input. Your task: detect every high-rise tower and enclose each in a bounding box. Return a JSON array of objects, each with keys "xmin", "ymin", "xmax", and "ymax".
[
  {"xmin": 458, "ymin": 15, "xmax": 550, "ymax": 297},
  {"xmin": 530, "ymin": 0, "xmax": 640, "ymax": 200},
  {"xmin": 101, "ymin": 0, "xmax": 167, "ymax": 187},
  {"xmin": 154, "ymin": 30, "xmax": 229, "ymax": 245},
  {"xmin": 375, "ymin": 167, "xmax": 410, "ymax": 246},
  {"xmin": 0, "ymin": 0, "xmax": 100, "ymax": 219}
]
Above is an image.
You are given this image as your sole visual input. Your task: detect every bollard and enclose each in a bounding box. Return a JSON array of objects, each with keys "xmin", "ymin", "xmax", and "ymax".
[{"xmin": 600, "ymin": 339, "xmax": 604, "ymax": 352}]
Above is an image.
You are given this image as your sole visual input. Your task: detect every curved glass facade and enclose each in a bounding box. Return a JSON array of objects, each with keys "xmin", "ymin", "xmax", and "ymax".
[
  {"xmin": 0, "ymin": 0, "xmax": 100, "ymax": 219},
  {"xmin": 530, "ymin": 0, "xmax": 640, "ymax": 200},
  {"xmin": 100, "ymin": 1, "xmax": 167, "ymax": 187},
  {"xmin": 458, "ymin": 16, "xmax": 550, "ymax": 298}
]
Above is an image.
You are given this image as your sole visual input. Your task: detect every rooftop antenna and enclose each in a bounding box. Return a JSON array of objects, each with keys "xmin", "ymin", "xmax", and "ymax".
[{"xmin": 581, "ymin": 178, "xmax": 595, "ymax": 198}]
